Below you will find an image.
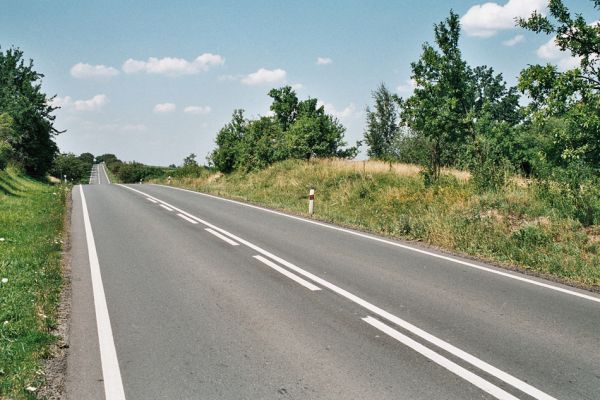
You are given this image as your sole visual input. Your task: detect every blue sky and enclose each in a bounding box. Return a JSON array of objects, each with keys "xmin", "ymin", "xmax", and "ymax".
[{"xmin": 2, "ymin": 0, "xmax": 597, "ymax": 165}]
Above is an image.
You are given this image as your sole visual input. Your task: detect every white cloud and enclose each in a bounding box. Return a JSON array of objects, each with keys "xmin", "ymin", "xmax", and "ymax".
[
  {"xmin": 70, "ymin": 63, "xmax": 119, "ymax": 79},
  {"xmin": 537, "ymin": 36, "xmax": 581, "ymax": 71},
  {"xmin": 461, "ymin": 0, "xmax": 546, "ymax": 38},
  {"xmin": 241, "ymin": 68, "xmax": 287, "ymax": 85},
  {"xmin": 535, "ymin": 21, "xmax": 599, "ymax": 70},
  {"xmin": 184, "ymin": 105, "xmax": 211, "ymax": 115},
  {"xmin": 122, "ymin": 53, "xmax": 224, "ymax": 76},
  {"xmin": 121, "ymin": 123, "xmax": 148, "ymax": 132},
  {"xmin": 49, "ymin": 96, "xmax": 73, "ymax": 108},
  {"xmin": 153, "ymin": 103, "xmax": 176, "ymax": 113},
  {"xmin": 317, "ymin": 101, "xmax": 357, "ymax": 119},
  {"xmin": 316, "ymin": 57, "xmax": 333, "ymax": 65},
  {"xmin": 291, "ymin": 83, "xmax": 304, "ymax": 90},
  {"xmin": 397, "ymin": 79, "xmax": 417, "ymax": 94},
  {"xmin": 52, "ymin": 95, "xmax": 108, "ymax": 111},
  {"xmin": 502, "ymin": 34, "xmax": 525, "ymax": 46},
  {"xmin": 74, "ymin": 94, "xmax": 108, "ymax": 111}
]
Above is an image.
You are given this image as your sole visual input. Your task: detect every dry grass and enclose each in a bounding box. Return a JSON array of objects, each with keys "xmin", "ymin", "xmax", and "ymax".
[{"xmin": 314, "ymin": 158, "xmax": 470, "ymax": 181}]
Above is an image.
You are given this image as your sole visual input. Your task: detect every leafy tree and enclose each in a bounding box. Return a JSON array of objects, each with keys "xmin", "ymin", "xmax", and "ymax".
[
  {"xmin": 268, "ymin": 86, "xmax": 299, "ymax": 131},
  {"xmin": 363, "ymin": 84, "xmax": 400, "ymax": 160},
  {"xmin": 237, "ymin": 116, "xmax": 286, "ymax": 171},
  {"xmin": 517, "ymin": 0, "xmax": 600, "ymax": 170},
  {"xmin": 95, "ymin": 153, "xmax": 119, "ymax": 165},
  {"xmin": 0, "ymin": 113, "xmax": 14, "ymax": 169},
  {"xmin": 209, "ymin": 109, "xmax": 246, "ymax": 173},
  {"xmin": 0, "ymin": 47, "xmax": 60, "ymax": 176},
  {"xmin": 287, "ymin": 98, "xmax": 357, "ymax": 160},
  {"xmin": 399, "ymin": 11, "xmax": 520, "ymax": 185},
  {"xmin": 50, "ymin": 153, "xmax": 90, "ymax": 183},
  {"xmin": 399, "ymin": 11, "xmax": 474, "ymax": 180},
  {"xmin": 78, "ymin": 152, "xmax": 95, "ymax": 166}
]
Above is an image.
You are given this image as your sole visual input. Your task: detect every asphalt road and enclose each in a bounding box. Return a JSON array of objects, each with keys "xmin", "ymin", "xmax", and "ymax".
[
  {"xmin": 89, "ymin": 163, "xmax": 110, "ymax": 185},
  {"xmin": 66, "ymin": 179, "xmax": 600, "ymax": 400}
]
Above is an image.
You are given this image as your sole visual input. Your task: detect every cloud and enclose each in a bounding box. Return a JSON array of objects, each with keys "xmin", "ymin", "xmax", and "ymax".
[
  {"xmin": 317, "ymin": 101, "xmax": 357, "ymax": 119},
  {"xmin": 122, "ymin": 53, "xmax": 224, "ymax": 76},
  {"xmin": 153, "ymin": 103, "xmax": 176, "ymax": 113},
  {"xmin": 535, "ymin": 21, "xmax": 599, "ymax": 70},
  {"xmin": 184, "ymin": 105, "xmax": 211, "ymax": 115},
  {"xmin": 51, "ymin": 95, "xmax": 108, "ymax": 111},
  {"xmin": 502, "ymin": 34, "xmax": 525, "ymax": 46},
  {"xmin": 291, "ymin": 83, "xmax": 303, "ymax": 90},
  {"xmin": 316, "ymin": 57, "xmax": 333, "ymax": 65},
  {"xmin": 461, "ymin": 0, "xmax": 546, "ymax": 38},
  {"xmin": 241, "ymin": 68, "xmax": 287, "ymax": 85},
  {"xmin": 397, "ymin": 79, "xmax": 417, "ymax": 94},
  {"xmin": 536, "ymin": 36, "xmax": 581, "ymax": 70},
  {"xmin": 50, "ymin": 96, "xmax": 73, "ymax": 108},
  {"xmin": 70, "ymin": 63, "xmax": 119, "ymax": 79}
]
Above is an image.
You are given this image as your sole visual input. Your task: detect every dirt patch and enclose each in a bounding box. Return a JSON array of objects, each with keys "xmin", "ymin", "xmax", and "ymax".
[{"xmin": 38, "ymin": 189, "xmax": 72, "ymax": 400}]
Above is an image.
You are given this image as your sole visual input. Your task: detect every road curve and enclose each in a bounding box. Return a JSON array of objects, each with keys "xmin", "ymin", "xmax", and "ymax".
[{"xmin": 66, "ymin": 183, "xmax": 600, "ymax": 400}]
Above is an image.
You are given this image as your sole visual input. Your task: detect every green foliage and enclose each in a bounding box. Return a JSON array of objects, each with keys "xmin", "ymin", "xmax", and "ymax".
[
  {"xmin": 400, "ymin": 11, "xmax": 474, "ymax": 180},
  {"xmin": 115, "ymin": 162, "xmax": 166, "ymax": 183},
  {"xmin": 78, "ymin": 152, "xmax": 94, "ymax": 166},
  {"xmin": 0, "ymin": 112, "xmax": 14, "ymax": 169},
  {"xmin": 363, "ymin": 83, "xmax": 400, "ymax": 160},
  {"xmin": 0, "ymin": 168, "xmax": 66, "ymax": 397},
  {"xmin": 49, "ymin": 153, "xmax": 90, "ymax": 183},
  {"xmin": 209, "ymin": 87, "xmax": 356, "ymax": 173},
  {"xmin": 0, "ymin": 47, "xmax": 60, "ymax": 177}
]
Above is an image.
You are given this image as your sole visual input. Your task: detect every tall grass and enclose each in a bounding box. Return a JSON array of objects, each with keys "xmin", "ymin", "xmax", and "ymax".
[
  {"xmin": 153, "ymin": 158, "xmax": 599, "ymax": 289},
  {"xmin": 0, "ymin": 168, "xmax": 67, "ymax": 398}
]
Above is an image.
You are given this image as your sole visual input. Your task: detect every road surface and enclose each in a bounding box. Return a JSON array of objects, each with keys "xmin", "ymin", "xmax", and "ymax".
[
  {"xmin": 89, "ymin": 163, "xmax": 111, "ymax": 185},
  {"xmin": 66, "ymin": 179, "xmax": 600, "ymax": 399}
]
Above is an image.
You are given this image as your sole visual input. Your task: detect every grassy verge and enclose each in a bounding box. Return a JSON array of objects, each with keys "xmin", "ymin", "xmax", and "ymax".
[
  {"xmin": 153, "ymin": 158, "xmax": 599, "ymax": 289},
  {"xmin": 0, "ymin": 167, "xmax": 67, "ymax": 398}
]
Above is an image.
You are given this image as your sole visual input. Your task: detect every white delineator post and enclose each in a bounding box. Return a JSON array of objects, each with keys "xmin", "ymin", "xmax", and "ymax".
[{"xmin": 308, "ymin": 189, "xmax": 315, "ymax": 215}]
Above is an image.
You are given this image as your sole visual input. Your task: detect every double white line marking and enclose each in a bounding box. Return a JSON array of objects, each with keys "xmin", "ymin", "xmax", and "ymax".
[{"xmin": 119, "ymin": 184, "xmax": 555, "ymax": 400}]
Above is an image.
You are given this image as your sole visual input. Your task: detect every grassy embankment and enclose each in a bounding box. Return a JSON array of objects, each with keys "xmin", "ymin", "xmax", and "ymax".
[
  {"xmin": 153, "ymin": 158, "xmax": 599, "ymax": 289},
  {"xmin": 0, "ymin": 168, "xmax": 67, "ymax": 399}
]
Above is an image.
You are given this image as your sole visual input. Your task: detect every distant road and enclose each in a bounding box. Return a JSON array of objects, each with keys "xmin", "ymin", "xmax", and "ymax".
[
  {"xmin": 88, "ymin": 163, "xmax": 110, "ymax": 185},
  {"xmin": 67, "ymin": 182, "xmax": 600, "ymax": 399}
]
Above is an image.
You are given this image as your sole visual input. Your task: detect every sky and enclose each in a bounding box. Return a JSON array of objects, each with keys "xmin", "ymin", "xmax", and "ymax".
[{"xmin": 1, "ymin": 0, "xmax": 597, "ymax": 166}]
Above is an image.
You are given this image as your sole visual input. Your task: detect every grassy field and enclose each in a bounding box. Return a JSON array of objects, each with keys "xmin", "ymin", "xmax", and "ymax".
[
  {"xmin": 153, "ymin": 158, "xmax": 600, "ymax": 289},
  {"xmin": 0, "ymin": 168, "xmax": 67, "ymax": 399}
]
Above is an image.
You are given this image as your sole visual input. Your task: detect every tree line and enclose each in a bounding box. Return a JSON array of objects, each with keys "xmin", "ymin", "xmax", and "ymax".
[
  {"xmin": 0, "ymin": 47, "xmax": 60, "ymax": 176},
  {"xmin": 364, "ymin": 2, "xmax": 599, "ymax": 192}
]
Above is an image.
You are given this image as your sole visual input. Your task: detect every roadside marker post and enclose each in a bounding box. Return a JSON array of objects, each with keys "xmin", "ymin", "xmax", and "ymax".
[{"xmin": 308, "ymin": 189, "xmax": 315, "ymax": 216}]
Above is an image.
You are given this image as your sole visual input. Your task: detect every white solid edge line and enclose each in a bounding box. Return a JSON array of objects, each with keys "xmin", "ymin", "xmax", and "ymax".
[
  {"xmin": 254, "ymin": 255, "xmax": 321, "ymax": 291},
  {"xmin": 146, "ymin": 198, "xmax": 158, "ymax": 204},
  {"xmin": 79, "ymin": 186, "xmax": 126, "ymax": 400},
  {"xmin": 363, "ymin": 316, "xmax": 518, "ymax": 400},
  {"xmin": 177, "ymin": 213, "xmax": 198, "ymax": 224},
  {"xmin": 152, "ymin": 184, "xmax": 600, "ymax": 305},
  {"xmin": 117, "ymin": 184, "xmax": 555, "ymax": 400},
  {"xmin": 205, "ymin": 228, "xmax": 239, "ymax": 246},
  {"xmin": 159, "ymin": 204, "xmax": 173, "ymax": 212}
]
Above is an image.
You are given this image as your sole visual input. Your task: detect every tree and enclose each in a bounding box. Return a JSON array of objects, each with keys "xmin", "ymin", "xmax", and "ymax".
[
  {"xmin": 268, "ymin": 86, "xmax": 299, "ymax": 131},
  {"xmin": 78, "ymin": 152, "xmax": 95, "ymax": 166},
  {"xmin": 363, "ymin": 84, "xmax": 400, "ymax": 160},
  {"xmin": 209, "ymin": 109, "xmax": 246, "ymax": 173},
  {"xmin": 0, "ymin": 47, "xmax": 60, "ymax": 176},
  {"xmin": 0, "ymin": 113, "xmax": 14, "ymax": 169},
  {"xmin": 287, "ymin": 98, "xmax": 357, "ymax": 160},
  {"xmin": 399, "ymin": 11, "xmax": 474, "ymax": 180},
  {"xmin": 50, "ymin": 153, "xmax": 90, "ymax": 183},
  {"xmin": 517, "ymin": 0, "xmax": 600, "ymax": 171}
]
